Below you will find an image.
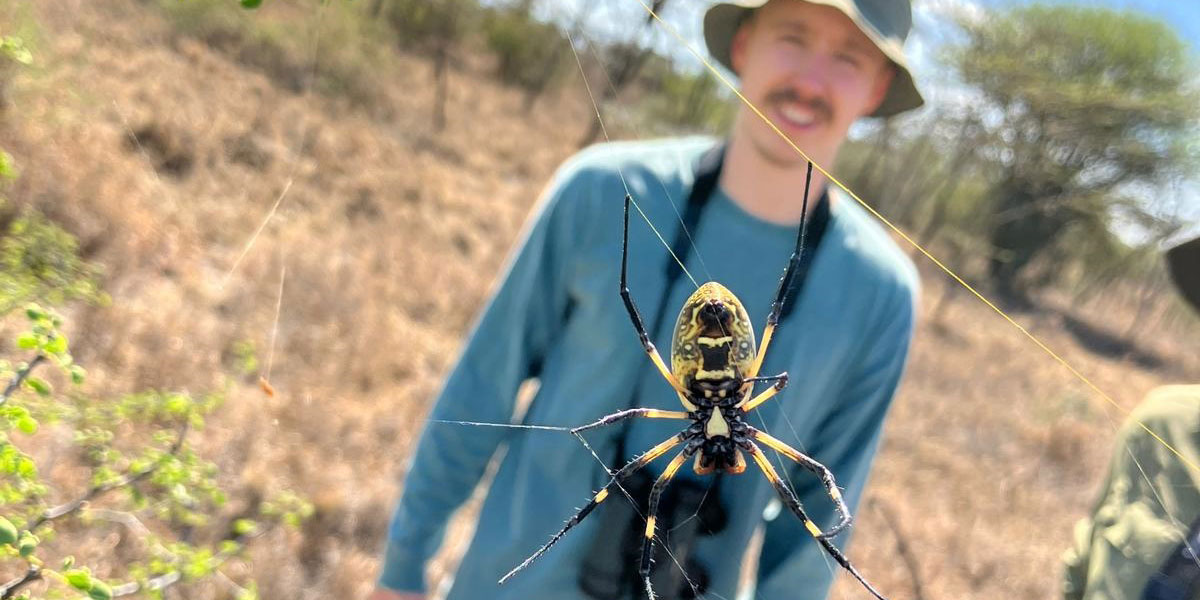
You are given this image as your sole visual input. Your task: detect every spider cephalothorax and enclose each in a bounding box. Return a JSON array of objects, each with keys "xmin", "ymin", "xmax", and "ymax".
[{"xmin": 501, "ymin": 165, "xmax": 890, "ymax": 600}]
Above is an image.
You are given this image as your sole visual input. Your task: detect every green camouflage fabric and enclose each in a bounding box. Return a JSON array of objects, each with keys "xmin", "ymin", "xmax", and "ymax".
[{"xmin": 1064, "ymin": 385, "xmax": 1200, "ymax": 600}]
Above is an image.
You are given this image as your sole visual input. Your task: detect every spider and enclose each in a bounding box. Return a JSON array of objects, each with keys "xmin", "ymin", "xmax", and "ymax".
[{"xmin": 499, "ymin": 163, "xmax": 888, "ymax": 600}]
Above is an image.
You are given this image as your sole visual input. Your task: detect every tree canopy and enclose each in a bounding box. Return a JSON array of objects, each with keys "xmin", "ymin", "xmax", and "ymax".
[{"xmin": 947, "ymin": 4, "xmax": 1199, "ymax": 297}]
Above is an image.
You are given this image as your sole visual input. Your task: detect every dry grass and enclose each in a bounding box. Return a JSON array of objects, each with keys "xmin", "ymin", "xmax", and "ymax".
[{"xmin": 1, "ymin": 2, "xmax": 1197, "ymax": 599}]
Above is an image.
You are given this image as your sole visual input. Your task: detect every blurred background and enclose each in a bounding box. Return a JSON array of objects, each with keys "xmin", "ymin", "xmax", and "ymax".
[{"xmin": 0, "ymin": 0, "xmax": 1197, "ymax": 598}]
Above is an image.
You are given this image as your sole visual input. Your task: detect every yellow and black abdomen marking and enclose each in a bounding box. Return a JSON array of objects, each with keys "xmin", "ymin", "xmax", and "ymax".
[{"xmin": 670, "ymin": 282, "xmax": 756, "ymax": 391}]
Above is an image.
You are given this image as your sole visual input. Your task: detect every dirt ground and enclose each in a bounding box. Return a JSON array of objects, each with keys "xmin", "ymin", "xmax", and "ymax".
[{"xmin": 2, "ymin": 2, "xmax": 1198, "ymax": 599}]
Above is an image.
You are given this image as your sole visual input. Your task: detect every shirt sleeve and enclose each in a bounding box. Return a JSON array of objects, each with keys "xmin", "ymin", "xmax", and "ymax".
[
  {"xmin": 377, "ymin": 164, "xmax": 586, "ymax": 593},
  {"xmin": 754, "ymin": 280, "xmax": 917, "ymax": 599}
]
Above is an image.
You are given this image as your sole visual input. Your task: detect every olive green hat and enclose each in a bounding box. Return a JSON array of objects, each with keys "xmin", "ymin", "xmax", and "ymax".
[
  {"xmin": 704, "ymin": 0, "xmax": 925, "ymax": 117},
  {"xmin": 1167, "ymin": 235, "xmax": 1200, "ymax": 315}
]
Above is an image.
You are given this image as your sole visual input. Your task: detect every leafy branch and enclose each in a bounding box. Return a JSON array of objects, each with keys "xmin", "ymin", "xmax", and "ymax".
[
  {"xmin": 31, "ymin": 421, "xmax": 189, "ymax": 530},
  {"xmin": 1, "ymin": 354, "xmax": 44, "ymax": 406}
]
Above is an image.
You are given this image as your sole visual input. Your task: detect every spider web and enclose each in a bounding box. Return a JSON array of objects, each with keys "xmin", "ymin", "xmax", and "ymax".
[
  {"xmin": 413, "ymin": 2, "xmax": 1200, "ymax": 598},
  {"xmin": 90, "ymin": 0, "xmax": 1200, "ymax": 598}
]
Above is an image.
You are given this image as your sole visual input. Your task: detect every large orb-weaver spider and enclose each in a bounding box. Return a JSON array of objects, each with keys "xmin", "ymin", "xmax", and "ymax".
[{"xmin": 499, "ymin": 164, "xmax": 889, "ymax": 600}]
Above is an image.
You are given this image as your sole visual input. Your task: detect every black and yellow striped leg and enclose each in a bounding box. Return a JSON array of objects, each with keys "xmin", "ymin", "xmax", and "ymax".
[
  {"xmin": 746, "ymin": 443, "xmax": 888, "ymax": 600},
  {"xmin": 621, "ymin": 194, "xmax": 688, "ymax": 396},
  {"xmin": 639, "ymin": 448, "xmax": 694, "ymax": 600},
  {"xmin": 747, "ymin": 162, "xmax": 814, "ymax": 379},
  {"xmin": 742, "ymin": 373, "xmax": 789, "ymax": 386},
  {"xmin": 499, "ymin": 434, "xmax": 685, "ymax": 585},
  {"xmin": 747, "ymin": 426, "xmax": 851, "ymax": 539},
  {"xmin": 571, "ymin": 408, "xmax": 691, "ymax": 435}
]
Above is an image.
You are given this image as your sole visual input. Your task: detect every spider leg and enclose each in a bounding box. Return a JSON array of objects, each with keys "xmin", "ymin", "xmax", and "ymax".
[
  {"xmin": 741, "ymin": 373, "xmax": 788, "ymax": 386},
  {"xmin": 571, "ymin": 408, "xmax": 690, "ymax": 435},
  {"xmin": 747, "ymin": 162, "xmax": 814, "ymax": 379},
  {"xmin": 746, "ymin": 442, "xmax": 888, "ymax": 600},
  {"xmin": 621, "ymin": 194, "xmax": 689, "ymax": 399},
  {"xmin": 639, "ymin": 447, "xmax": 694, "ymax": 600},
  {"xmin": 746, "ymin": 426, "xmax": 851, "ymax": 539},
  {"xmin": 499, "ymin": 433, "xmax": 686, "ymax": 585},
  {"xmin": 736, "ymin": 372, "xmax": 789, "ymax": 411}
]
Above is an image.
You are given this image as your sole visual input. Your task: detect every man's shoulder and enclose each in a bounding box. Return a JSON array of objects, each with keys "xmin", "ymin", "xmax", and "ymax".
[
  {"xmin": 555, "ymin": 136, "xmax": 719, "ymax": 187},
  {"xmin": 828, "ymin": 188, "xmax": 921, "ymax": 305}
]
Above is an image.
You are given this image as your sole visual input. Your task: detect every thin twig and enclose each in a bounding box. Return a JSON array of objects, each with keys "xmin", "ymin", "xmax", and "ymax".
[
  {"xmin": 0, "ymin": 567, "xmax": 42, "ymax": 599},
  {"xmin": 1, "ymin": 354, "xmax": 46, "ymax": 406},
  {"xmin": 32, "ymin": 421, "xmax": 189, "ymax": 530},
  {"xmin": 112, "ymin": 571, "xmax": 182, "ymax": 597},
  {"xmin": 869, "ymin": 497, "xmax": 929, "ymax": 600}
]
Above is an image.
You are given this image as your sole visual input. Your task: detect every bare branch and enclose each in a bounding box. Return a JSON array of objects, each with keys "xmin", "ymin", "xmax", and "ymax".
[
  {"xmin": 869, "ymin": 497, "xmax": 929, "ymax": 600},
  {"xmin": 112, "ymin": 571, "xmax": 181, "ymax": 597},
  {"xmin": 0, "ymin": 566, "xmax": 42, "ymax": 600}
]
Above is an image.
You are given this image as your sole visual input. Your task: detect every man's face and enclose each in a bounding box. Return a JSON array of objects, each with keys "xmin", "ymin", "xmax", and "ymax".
[{"xmin": 730, "ymin": 0, "xmax": 894, "ymax": 167}]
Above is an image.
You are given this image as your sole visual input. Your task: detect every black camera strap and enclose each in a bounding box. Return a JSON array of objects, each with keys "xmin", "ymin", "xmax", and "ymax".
[{"xmin": 580, "ymin": 142, "xmax": 831, "ymax": 600}]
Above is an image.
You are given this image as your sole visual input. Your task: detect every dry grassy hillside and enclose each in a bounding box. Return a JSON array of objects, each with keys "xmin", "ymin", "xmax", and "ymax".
[{"xmin": 1, "ymin": 1, "xmax": 1197, "ymax": 599}]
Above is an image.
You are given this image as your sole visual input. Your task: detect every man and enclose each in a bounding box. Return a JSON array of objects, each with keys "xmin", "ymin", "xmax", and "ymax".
[
  {"xmin": 371, "ymin": 0, "xmax": 924, "ymax": 598},
  {"xmin": 1063, "ymin": 235, "xmax": 1200, "ymax": 600}
]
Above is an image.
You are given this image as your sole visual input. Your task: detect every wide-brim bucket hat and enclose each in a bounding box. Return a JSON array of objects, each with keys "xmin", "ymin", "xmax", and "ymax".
[
  {"xmin": 704, "ymin": 0, "xmax": 925, "ymax": 117},
  {"xmin": 1167, "ymin": 236, "xmax": 1200, "ymax": 315}
]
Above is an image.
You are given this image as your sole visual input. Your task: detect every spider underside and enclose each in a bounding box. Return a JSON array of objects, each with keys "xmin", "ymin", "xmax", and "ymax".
[{"xmin": 499, "ymin": 163, "xmax": 889, "ymax": 600}]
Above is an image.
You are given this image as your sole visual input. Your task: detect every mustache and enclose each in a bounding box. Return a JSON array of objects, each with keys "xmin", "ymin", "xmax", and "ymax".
[{"xmin": 764, "ymin": 89, "xmax": 833, "ymax": 124}]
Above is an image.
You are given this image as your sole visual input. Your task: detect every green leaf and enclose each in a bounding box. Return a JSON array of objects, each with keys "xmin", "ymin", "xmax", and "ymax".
[
  {"xmin": 15, "ymin": 334, "xmax": 37, "ymax": 349},
  {"xmin": 64, "ymin": 568, "xmax": 92, "ymax": 590},
  {"xmin": 164, "ymin": 394, "xmax": 190, "ymax": 416},
  {"xmin": 17, "ymin": 532, "xmax": 37, "ymax": 557},
  {"xmin": 240, "ymin": 0, "xmax": 264, "ymax": 8},
  {"xmin": 232, "ymin": 518, "xmax": 257, "ymax": 536},
  {"xmin": 43, "ymin": 335, "xmax": 67, "ymax": 355},
  {"xmin": 1, "ymin": 37, "xmax": 32, "ymax": 65},
  {"xmin": 15, "ymin": 416, "xmax": 36, "ymax": 434},
  {"xmin": 16, "ymin": 456, "xmax": 35, "ymax": 478},
  {"xmin": 23, "ymin": 377, "xmax": 50, "ymax": 397},
  {"xmin": 0, "ymin": 516, "xmax": 17, "ymax": 545},
  {"xmin": 69, "ymin": 365, "xmax": 86, "ymax": 384},
  {"xmin": 0, "ymin": 151, "xmax": 14, "ymax": 180},
  {"xmin": 88, "ymin": 580, "xmax": 113, "ymax": 600}
]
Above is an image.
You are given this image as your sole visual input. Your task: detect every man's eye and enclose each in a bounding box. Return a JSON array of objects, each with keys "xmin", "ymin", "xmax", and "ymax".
[{"xmin": 835, "ymin": 53, "xmax": 861, "ymax": 68}]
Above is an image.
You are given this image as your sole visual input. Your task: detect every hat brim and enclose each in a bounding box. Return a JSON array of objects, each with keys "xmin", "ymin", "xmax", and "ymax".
[
  {"xmin": 703, "ymin": 1, "xmax": 924, "ymax": 118},
  {"xmin": 1167, "ymin": 236, "xmax": 1200, "ymax": 315}
]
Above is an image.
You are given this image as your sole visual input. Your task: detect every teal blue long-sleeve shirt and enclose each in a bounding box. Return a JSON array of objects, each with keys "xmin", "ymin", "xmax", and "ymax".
[{"xmin": 380, "ymin": 137, "xmax": 920, "ymax": 599}]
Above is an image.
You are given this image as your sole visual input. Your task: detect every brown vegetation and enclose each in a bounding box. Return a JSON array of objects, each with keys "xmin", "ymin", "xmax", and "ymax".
[{"xmin": 1, "ymin": 1, "xmax": 1197, "ymax": 598}]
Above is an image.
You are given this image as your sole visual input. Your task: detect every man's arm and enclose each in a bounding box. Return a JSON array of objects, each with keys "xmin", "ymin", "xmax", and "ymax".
[
  {"xmin": 755, "ymin": 282, "xmax": 916, "ymax": 598},
  {"xmin": 375, "ymin": 167, "xmax": 585, "ymax": 594}
]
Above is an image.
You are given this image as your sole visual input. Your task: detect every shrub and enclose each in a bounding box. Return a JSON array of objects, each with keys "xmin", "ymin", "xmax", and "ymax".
[{"xmin": 482, "ymin": 7, "xmax": 571, "ymax": 92}]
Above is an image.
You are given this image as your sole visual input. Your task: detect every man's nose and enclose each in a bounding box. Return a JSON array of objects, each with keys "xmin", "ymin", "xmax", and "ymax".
[{"xmin": 783, "ymin": 54, "xmax": 834, "ymax": 97}]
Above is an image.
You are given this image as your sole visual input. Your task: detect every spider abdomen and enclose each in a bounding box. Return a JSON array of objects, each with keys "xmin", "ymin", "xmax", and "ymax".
[{"xmin": 671, "ymin": 282, "xmax": 757, "ymax": 395}]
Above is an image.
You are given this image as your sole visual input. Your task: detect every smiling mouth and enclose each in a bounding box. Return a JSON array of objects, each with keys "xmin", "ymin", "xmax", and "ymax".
[
  {"xmin": 764, "ymin": 90, "xmax": 832, "ymax": 132},
  {"xmin": 777, "ymin": 103, "xmax": 818, "ymax": 129}
]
